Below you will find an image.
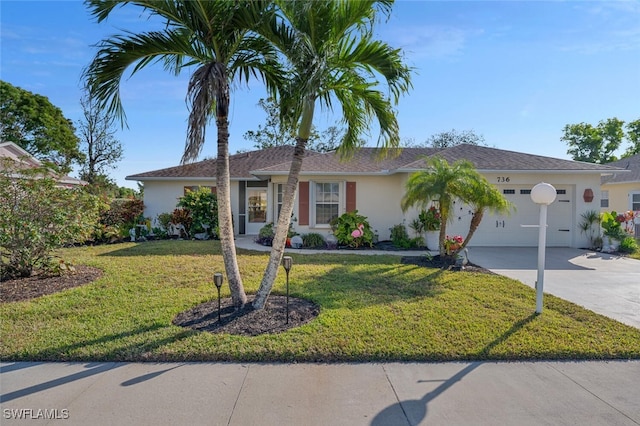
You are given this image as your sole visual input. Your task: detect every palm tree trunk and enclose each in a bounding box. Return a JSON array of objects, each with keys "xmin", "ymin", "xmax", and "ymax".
[
  {"xmin": 216, "ymin": 115, "xmax": 247, "ymax": 309},
  {"xmin": 253, "ymin": 97, "xmax": 315, "ymax": 310},
  {"xmin": 461, "ymin": 209, "xmax": 483, "ymax": 252}
]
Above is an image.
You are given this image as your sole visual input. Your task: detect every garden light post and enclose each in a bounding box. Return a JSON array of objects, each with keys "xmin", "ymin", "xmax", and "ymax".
[
  {"xmin": 213, "ymin": 273, "xmax": 223, "ymax": 322},
  {"xmin": 282, "ymin": 256, "xmax": 293, "ymax": 324},
  {"xmin": 530, "ymin": 182, "xmax": 556, "ymax": 314}
]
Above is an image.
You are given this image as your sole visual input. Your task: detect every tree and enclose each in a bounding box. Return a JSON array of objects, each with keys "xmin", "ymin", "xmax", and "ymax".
[
  {"xmin": 252, "ymin": 0, "xmax": 412, "ymax": 309},
  {"xmin": 424, "ymin": 129, "xmax": 485, "ymax": 148},
  {"xmin": 562, "ymin": 118, "xmax": 625, "ymax": 164},
  {"xmin": 401, "ymin": 156, "xmax": 511, "ymax": 258},
  {"xmin": 0, "ymin": 158, "xmax": 105, "ymax": 280},
  {"xmin": 84, "ymin": 0, "xmax": 282, "ymax": 308},
  {"xmin": 243, "ymin": 97, "xmax": 356, "ymax": 152},
  {"xmin": 0, "ymin": 80, "xmax": 83, "ymax": 173},
  {"xmin": 77, "ymin": 87, "xmax": 123, "ymax": 186},
  {"xmin": 622, "ymin": 119, "xmax": 640, "ymax": 158}
]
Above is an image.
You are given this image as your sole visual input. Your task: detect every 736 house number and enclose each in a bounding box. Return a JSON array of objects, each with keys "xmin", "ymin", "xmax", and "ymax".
[{"xmin": 497, "ymin": 176, "xmax": 510, "ymax": 183}]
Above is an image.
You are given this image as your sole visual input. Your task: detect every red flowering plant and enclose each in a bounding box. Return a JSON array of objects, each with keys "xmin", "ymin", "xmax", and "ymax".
[
  {"xmin": 419, "ymin": 206, "xmax": 441, "ymax": 231},
  {"xmin": 444, "ymin": 235, "xmax": 464, "ymax": 255}
]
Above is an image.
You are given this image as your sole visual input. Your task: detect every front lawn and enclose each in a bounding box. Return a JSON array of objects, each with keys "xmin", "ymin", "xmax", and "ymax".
[{"xmin": 1, "ymin": 240, "xmax": 639, "ymax": 362}]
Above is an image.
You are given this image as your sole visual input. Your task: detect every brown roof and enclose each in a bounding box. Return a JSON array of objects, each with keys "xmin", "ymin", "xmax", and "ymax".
[
  {"xmin": 127, "ymin": 146, "xmax": 307, "ymax": 180},
  {"xmin": 127, "ymin": 143, "xmax": 621, "ymax": 181},
  {"xmin": 401, "ymin": 144, "xmax": 622, "ymax": 172},
  {"xmin": 602, "ymin": 154, "xmax": 640, "ymax": 184}
]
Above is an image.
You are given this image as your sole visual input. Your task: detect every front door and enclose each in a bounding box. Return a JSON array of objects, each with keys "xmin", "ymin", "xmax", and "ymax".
[{"xmin": 246, "ymin": 189, "xmax": 267, "ymax": 234}]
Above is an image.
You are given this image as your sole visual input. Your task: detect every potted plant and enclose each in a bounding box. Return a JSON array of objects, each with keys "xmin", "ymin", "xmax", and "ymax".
[
  {"xmin": 419, "ymin": 206, "xmax": 441, "ymax": 250},
  {"xmin": 600, "ymin": 211, "xmax": 625, "ymax": 252}
]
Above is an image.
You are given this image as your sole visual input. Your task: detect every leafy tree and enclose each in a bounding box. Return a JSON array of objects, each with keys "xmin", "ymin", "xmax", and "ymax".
[
  {"xmin": 562, "ymin": 118, "xmax": 625, "ymax": 164},
  {"xmin": 0, "ymin": 158, "xmax": 105, "ymax": 279},
  {"xmin": 0, "ymin": 80, "xmax": 83, "ymax": 172},
  {"xmin": 622, "ymin": 119, "xmax": 640, "ymax": 158},
  {"xmin": 401, "ymin": 157, "xmax": 511, "ymax": 258},
  {"xmin": 77, "ymin": 87, "xmax": 123, "ymax": 185},
  {"xmin": 84, "ymin": 0, "xmax": 282, "ymax": 308},
  {"xmin": 252, "ymin": 0, "xmax": 413, "ymax": 309},
  {"xmin": 243, "ymin": 97, "xmax": 356, "ymax": 152},
  {"xmin": 405, "ymin": 129, "xmax": 486, "ymax": 148}
]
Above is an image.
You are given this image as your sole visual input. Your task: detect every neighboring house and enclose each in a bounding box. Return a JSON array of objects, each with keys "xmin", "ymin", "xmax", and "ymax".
[
  {"xmin": 0, "ymin": 141, "xmax": 86, "ymax": 188},
  {"xmin": 126, "ymin": 144, "xmax": 622, "ymax": 248},
  {"xmin": 601, "ymin": 154, "xmax": 640, "ymax": 213}
]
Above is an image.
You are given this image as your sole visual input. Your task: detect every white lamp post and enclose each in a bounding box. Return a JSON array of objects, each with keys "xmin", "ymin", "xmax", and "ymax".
[{"xmin": 530, "ymin": 182, "xmax": 556, "ymax": 314}]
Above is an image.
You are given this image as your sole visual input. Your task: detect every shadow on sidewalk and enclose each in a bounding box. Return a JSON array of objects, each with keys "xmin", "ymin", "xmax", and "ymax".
[{"xmin": 370, "ymin": 314, "xmax": 537, "ymax": 426}]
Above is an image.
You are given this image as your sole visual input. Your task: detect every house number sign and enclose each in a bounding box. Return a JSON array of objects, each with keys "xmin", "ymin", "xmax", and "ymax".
[{"xmin": 497, "ymin": 177, "xmax": 511, "ymax": 183}]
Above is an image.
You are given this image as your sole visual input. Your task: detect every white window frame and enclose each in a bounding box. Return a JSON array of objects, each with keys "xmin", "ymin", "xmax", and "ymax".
[
  {"xmin": 601, "ymin": 190, "xmax": 609, "ymax": 208},
  {"xmin": 311, "ymin": 180, "xmax": 344, "ymax": 228},
  {"xmin": 630, "ymin": 191, "xmax": 640, "ymax": 212},
  {"xmin": 274, "ymin": 183, "xmax": 284, "ymax": 222}
]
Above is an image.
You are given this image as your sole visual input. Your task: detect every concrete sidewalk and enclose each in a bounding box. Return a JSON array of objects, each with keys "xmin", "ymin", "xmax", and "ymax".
[{"xmin": 2, "ymin": 361, "xmax": 639, "ymax": 425}]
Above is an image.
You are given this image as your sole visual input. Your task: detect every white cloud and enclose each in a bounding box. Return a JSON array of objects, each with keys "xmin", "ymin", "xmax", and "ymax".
[{"xmin": 385, "ymin": 24, "xmax": 483, "ymax": 61}]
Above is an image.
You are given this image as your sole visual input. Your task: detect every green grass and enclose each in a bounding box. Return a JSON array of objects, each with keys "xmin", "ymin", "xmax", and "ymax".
[{"xmin": 2, "ymin": 240, "xmax": 639, "ymax": 362}]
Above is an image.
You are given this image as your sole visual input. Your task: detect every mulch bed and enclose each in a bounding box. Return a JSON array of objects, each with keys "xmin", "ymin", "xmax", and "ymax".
[
  {"xmin": 400, "ymin": 255, "xmax": 495, "ymax": 274},
  {"xmin": 0, "ymin": 266, "xmax": 103, "ymax": 303},
  {"xmin": 173, "ymin": 295, "xmax": 320, "ymax": 336}
]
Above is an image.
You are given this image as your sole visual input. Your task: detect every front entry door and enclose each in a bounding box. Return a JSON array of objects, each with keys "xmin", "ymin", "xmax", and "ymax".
[{"xmin": 246, "ymin": 189, "xmax": 267, "ymax": 234}]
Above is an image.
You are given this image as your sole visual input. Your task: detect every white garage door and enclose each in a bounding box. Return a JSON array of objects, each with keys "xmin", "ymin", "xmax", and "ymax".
[{"xmin": 449, "ymin": 185, "xmax": 573, "ymax": 247}]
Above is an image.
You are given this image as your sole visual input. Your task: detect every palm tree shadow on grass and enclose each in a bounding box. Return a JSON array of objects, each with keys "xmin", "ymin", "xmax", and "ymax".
[{"xmin": 370, "ymin": 314, "xmax": 538, "ymax": 426}]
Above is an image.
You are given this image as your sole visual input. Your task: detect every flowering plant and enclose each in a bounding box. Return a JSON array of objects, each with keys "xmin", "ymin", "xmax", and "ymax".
[
  {"xmin": 444, "ymin": 235, "xmax": 464, "ymax": 255},
  {"xmin": 419, "ymin": 206, "xmax": 441, "ymax": 231}
]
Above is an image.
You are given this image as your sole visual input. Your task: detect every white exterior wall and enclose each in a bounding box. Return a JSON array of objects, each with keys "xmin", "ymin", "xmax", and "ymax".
[
  {"xmin": 141, "ymin": 179, "xmax": 216, "ymax": 228},
  {"xmin": 602, "ymin": 182, "xmax": 640, "ymax": 214}
]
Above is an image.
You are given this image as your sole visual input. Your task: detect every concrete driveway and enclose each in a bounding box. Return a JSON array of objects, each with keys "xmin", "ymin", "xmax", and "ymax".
[{"xmin": 469, "ymin": 247, "xmax": 640, "ymax": 329}]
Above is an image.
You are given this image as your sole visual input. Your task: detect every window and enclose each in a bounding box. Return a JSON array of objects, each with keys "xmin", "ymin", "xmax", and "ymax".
[
  {"xmin": 503, "ymin": 189, "xmax": 515, "ymax": 195},
  {"xmin": 184, "ymin": 185, "xmax": 214, "ymax": 195},
  {"xmin": 275, "ymin": 184, "xmax": 284, "ymax": 221},
  {"xmin": 601, "ymin": 190, "xmax": 609, "ymax": 208},
  {"xmin": 520, "ymin": 189, "xmax": 531, "ymax": 195},
  {"xmin": 632, "ymin": 192, "xmax": 640, "ymax": 211},
  {"xmin": 556, "ymin": 189, "xmax": 566, "ymax": 195},
  {"xmin": 314, "ymin": 182, "xmax": 340, "ymax": 225}
]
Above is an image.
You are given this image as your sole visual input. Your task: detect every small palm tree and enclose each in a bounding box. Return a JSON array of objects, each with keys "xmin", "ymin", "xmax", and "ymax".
[
  {"xmin": 84, "ymin": 0, "xmax": 283, "ymax": 308},
  {"xmin": 252, "ymin": 0, "xmax": 412, "ymax": 309},
  {"xmin": 401, "ymin": 156, "xmax": 511, "ymax": 257}
]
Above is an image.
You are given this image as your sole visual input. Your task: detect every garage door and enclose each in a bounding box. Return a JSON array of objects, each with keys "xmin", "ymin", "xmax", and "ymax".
[{"xmin": 451, "ymin": 185, "xmax": 573, "ymax": 247}]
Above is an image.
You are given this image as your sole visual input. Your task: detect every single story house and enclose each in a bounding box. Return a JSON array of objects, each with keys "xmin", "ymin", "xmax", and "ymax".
[
  {"xmin": 126, "ymin": 144, "xmax": 622, "ymax": 248},
  {"xmin": 0, "ymin": 141, "xmax": 86, "ymax": 188}
]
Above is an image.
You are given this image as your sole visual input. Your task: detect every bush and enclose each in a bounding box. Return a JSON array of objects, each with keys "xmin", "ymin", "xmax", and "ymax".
[
  {"xmin": 177, "ymin": 187, "xmax": 218, "ymax": 235},
  {"xmin": 302, "ymin": 233, "xmax": 326, "ymax": 249},
  {"xmin": 389, "ymin": 223, "xmax": 422, "ymax": 249},
  {"xmin": 618, "ymin": 236, "xmax": 639, "ymax": 254},
  {"xmin": 171, "ymin": 208, "xmax": 193, "ymax": 235},
  {"xmin": 330, "ymin": 210, "xmax": 373, "ymax": 248},
  {"xmin": 100, "ymin": 198, "xmax": 144, "ymax": 228},
  {"xmin": 256, "ymin": 223, "xmax": 275, "ymax": 246},
  {"xmin": 156, "ymin": 212, "xmax": 173, "ymax": 233},
  {"xmin": 0, "ymin": 160, "xmax": 106, "ymax": 279}
]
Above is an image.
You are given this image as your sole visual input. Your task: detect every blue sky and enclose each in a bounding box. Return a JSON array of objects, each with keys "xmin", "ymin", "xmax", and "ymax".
[{"xmin": 1, "ymin": 0, "xmax": 639, "ymax": 188}]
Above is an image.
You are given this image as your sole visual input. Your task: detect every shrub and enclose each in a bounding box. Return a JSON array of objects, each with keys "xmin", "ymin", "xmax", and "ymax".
[
  {"xmin": 389, "ymin": 223, "xmax": 422, "ymax": 249},
  {"xmin": 177, "ymin": 187, "xmax": 218, "ymax": 235},
  {"xmin": 618, "ymin": 236, "xmax": 639, "ymax": 254},
  {"xmin": 0, "ymin": 160, "xmax": 106, "ymax": 279},
  {"xmin": 601, "ymin": 211, "xmax": 625, "ymax": 241},
  {"xmin": 302, "ymin": 233, "xmax": 326, "ymax": 249},
  {"xmin": 330, "ymin": 210, "xmax": 373, "ymax": 248},
  {"xmin": 156, "ymin": 212, "xmax": 173, "ymax": 233},
  {"xmin": 171, "ymin": 208, "xmax": 193, "ymax": 234},
  {"xmin": 256, "ymin": 223, "xmax": 275, "ymax": 246}
]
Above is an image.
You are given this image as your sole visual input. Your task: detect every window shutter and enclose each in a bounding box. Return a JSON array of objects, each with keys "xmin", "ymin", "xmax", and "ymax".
[
  {"xmin": 298, "ymin": 181, "xmax": 309, "ymax": 225},
  {"xmin": 211, "ymin": 186, "xmax": 217, "ymax": 194},
  {"xmin": 346, "ymin": 181, "xmax": 356, "ymax": 212}
]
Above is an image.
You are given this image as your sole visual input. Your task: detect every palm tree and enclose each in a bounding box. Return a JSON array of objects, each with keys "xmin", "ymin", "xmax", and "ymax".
[
  {"xmin": 252, "ymin": 0, "xmax": 413, "ymax": 309},
  {"xmin": 457, "ymin": 177, "xmax": 514, "ymax": 253},
  {"xmin": 401, "ymin": 156, "xmax": 508, "ymax": 257},
  {"xmin": 84, "ymin": 0, "xmax": 282, "ymax": 308}
]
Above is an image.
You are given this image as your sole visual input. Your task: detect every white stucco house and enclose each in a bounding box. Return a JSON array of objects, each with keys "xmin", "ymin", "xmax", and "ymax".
[
  {"xmin": 602, "ymin": 154, "xmax": 640, "ymax": 213},
  {"xmin": 0, "ymin": 141, "xmax": 86, "ymax": 187},
  {"xmin": 126, "ymin": 144, "xmax": 622, "ymax": 248}
]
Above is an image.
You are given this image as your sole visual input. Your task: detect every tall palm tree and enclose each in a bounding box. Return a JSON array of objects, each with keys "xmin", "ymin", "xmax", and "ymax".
[
  {"xmin": 401, "ymin": 156, "xmax": 500, "ymax": 257},
  {"xmin": 84, "ymin": 0, "xmax": 282, "ymax": 308},
  {"xmin": 252, "ymin": 0, "xmax": 412, "ymax": 309}
]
